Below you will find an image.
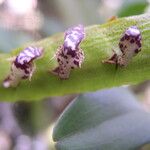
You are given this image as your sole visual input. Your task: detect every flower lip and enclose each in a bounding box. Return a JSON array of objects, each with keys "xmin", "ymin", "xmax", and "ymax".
[
  {"xmin": 126, "ymin": 26, "xmax": 140, "ymax": 37},
  {"xmin": 15, "ymin": 46, "xmax": 43, "ymax": 65},
  {"xmin": 63, "ymin": 24, "xmax": 85, "ymax": 51}
]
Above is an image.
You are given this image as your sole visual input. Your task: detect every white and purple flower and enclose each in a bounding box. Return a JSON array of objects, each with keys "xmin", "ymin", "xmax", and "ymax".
[
  {"xmin": 103, "ymin": 26, "xmax": 142, "ymax": 67},
  {"xmin": 3, "ymin": 46, "xmax": 43, "ymax": 88},
  {"xmin": 52, "ymin": 24, "xmax": 85, "ymax": 79}
]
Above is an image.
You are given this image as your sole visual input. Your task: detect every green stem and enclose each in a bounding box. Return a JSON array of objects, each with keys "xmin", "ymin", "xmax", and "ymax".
[{"xmin": 0, "ymin": 13, "xmax": 150, "ymax": 101}]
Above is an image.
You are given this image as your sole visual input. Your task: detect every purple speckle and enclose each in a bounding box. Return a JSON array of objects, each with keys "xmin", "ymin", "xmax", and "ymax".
[
  {"xmin": 67, "ymin": 50, "xmax": 76, "ymax": 57},
  {"xmin": 119, "ymin": 43, "xmax": 123, "ymax": 48},
  {"xmin": 121, "ymin": 37, "xmax": 125, "ymax": 41},
  {"xmin": 124, "ymin": 34, "xmax": 130, "ymax": 40},
  {"xmin": 135, "ymin": 49, "xmax": 139, "ymax": 53},
  {"xmin": 136, "ymin": 41, "xmax": 142, "ymax": 47},
  {"xmin": 130, "ymin": 39, "xmax": 135, "ymax": 43},
  {"xmin": 73, "ymin": 60, "xmax": 79, "ymax": 66}
]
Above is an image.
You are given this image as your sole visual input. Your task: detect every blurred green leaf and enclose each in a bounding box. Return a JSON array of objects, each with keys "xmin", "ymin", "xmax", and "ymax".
[
  {"xmin": 53, "ymin": 87, "xmax": 150, "ymax": 150},
  {"xmin": 0, "ymin": 14, "xmax": 150, "ymax": 101},
  {"xmin": 118, "ymin": 0, "xmax": 148, "ymax": 17}
]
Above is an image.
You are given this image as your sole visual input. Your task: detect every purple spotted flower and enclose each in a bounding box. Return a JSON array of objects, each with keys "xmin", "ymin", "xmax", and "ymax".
[
  {"xmin": 103, "ymin": 26, "xmax": 142, "ymax": 67},
  {"xmin": 52, "ymin": 24, "xmax": 85, "ymax": 79},
  {"xmin": 3, "ymin": 46, "xmax": 43, "ymax": 88}
]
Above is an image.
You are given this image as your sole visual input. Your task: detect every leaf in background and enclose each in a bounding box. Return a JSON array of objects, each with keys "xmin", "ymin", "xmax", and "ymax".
[
  {"xmin": 118, "ymin": 0, "xmax": 148, "ymax": 17},
  {"xmin": 53, "ymin": 87, "xmax": 150, "ymax": 150},
  {"xmin": 0, "ymin": 14, "xmax": 150, "ymax": 101}
]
